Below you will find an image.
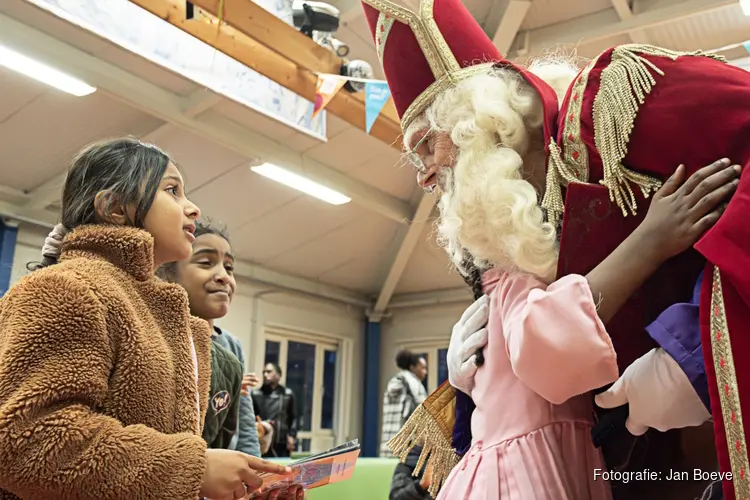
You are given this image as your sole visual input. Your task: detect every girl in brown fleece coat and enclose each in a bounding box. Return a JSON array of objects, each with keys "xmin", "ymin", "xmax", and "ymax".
[{"xmin": 0, "ymin": 138, "xmax": 290, "ymax": 500}]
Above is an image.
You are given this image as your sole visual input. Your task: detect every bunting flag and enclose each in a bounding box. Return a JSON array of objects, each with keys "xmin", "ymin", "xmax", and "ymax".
[
  {"xmin": 364, "ymin": 81, "xmax": 391, "ymax": 134},
  {"xmin": 312, "ymin": 74, "xmax": 347, "ymax": 119}
]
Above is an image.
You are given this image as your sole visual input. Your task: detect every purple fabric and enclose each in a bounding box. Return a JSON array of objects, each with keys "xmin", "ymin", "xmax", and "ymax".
[
  {"xmin": 452, "ymin": 391, "xmax": 475, "ymax": 456},
  {"xmin": 645, "ymin": 270, "xmax": 710, "ymax": 411}
]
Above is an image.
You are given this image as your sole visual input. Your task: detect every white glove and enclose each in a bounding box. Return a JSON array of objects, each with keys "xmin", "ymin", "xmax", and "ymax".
[
  {"xmin": 594, "ymin": 347, "xmax": 711, "ymax": 436},
  {"xmin": 447, "ymin": 295, "xmax": 489, "ymax": 395}
]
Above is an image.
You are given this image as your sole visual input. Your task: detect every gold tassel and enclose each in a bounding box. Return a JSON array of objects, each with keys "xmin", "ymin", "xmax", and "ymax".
[
  {"xmin": 593, "ymin": 44, "xmax": 726, "ymax": 217},
  {"xmin": 542, "ymin": 138, "xmax": 577, "ymax": 224},
  {"xmin": 388, "ymin": 383, "xmax": 460, "ymax": 498}
]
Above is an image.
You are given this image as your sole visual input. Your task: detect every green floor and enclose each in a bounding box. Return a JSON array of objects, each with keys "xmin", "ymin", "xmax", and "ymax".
[{"xmin": 277, "ymin": 457, "xmax": 398, "ymax": 500}]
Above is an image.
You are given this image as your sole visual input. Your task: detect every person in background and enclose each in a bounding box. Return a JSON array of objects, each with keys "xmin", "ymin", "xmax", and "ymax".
[
  {"xmin": 0, "ymin": 137, "xmax": 291, "ymax": 500},
  {"xmin": 160, "ymin": 219, "xmax": 262, "ymax": 458},
  {"xmin": 380, "ymin": 350, "xmax": 428, "ymax": 457},
  {"xmin": 389, "ymin": 445, "xmax": 434, "ymax": 500},
  {"xmin": 252, "ymin": 363, "xmax": 298, "ymax": 458}
]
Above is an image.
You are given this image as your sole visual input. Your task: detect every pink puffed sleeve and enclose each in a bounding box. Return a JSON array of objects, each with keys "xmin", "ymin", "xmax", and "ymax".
[{"xmin": 492, "ymin": 272, "xmax": 619, "ymax": 404}]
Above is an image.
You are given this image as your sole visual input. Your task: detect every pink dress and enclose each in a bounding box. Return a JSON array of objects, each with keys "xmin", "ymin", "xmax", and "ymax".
[{"xmin": 438, "ymin": 270, "xmax": 619, "ymax": 500}]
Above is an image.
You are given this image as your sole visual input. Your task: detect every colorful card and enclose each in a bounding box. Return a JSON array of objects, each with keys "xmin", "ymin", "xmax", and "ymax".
[{"xmin": 253, "ymin": 440, "xmax": 360, "ymax": 496}]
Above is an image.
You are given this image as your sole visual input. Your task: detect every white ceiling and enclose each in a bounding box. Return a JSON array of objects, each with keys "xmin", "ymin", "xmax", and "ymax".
[{"xmin": 0, "ymin": 0, "xmax": 747, "ymax": 310}]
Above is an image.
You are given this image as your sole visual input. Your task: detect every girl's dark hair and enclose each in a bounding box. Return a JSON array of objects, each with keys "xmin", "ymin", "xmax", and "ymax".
[
  {"xmin": 158, "ymin": 217, "xmax": 231, "ymax": 282},
  {"xmin": 395, "ymin": 350, "xmax": 422, "ymax": 371},
  {"xmin": 34, "ymin": 137, "xmax": 172, "ymax": 269}
]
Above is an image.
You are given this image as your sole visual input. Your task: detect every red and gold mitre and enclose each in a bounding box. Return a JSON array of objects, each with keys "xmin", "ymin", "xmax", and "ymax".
[{"xmin": 360, "ymin": 0, "xmax": 560, "ymax": 137}]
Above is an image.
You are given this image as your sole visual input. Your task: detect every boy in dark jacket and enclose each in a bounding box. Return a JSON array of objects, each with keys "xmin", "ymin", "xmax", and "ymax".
[{"xmin": 202, "ymin": 341, "xmax": 243, "ymax": 449}]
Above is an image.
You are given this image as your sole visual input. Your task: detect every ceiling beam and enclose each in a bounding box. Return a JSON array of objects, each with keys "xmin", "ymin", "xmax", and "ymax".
[
  {"xmin": 388, "ymin": 287, "xmax": 471, "ymax": 309},
  {"xmin": 510, "ymin": 0, "xmax": 735, "ymax": 58},
  {"xmin": 485, "ymin": 0, "xmax": 532, "ymax": 55},
  {"xmin": 126, "ymin": 0, "xmax": 403, "ymax": 150},
  {"xmin": 0, "ymin": 188, "xmax": 369, "ymax": 306},
  {"xmin": 0, "ymin": 10, "xmax": 411, "ymax": 224},
  {"xmin": 609, "ymin": 0, "xmax": 649, "ymax": 44},
  {"xmin": 188, "ymin": 0, "xmax": 342, "ymax": 75},
  {"xmin": 235, "ymin": 260, "xmax": 370, "ymax": 307},
  {"xmin": 370, "ymin": 193, "xmax": 435, "ymax": 317}
]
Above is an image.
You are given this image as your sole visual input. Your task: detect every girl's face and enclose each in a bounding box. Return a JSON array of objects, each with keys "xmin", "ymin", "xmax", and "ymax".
[
  {"xmin": 176, "ymin": 233, "xmax": 236, "ymax": 321},
  {"xmin": 143, "ymin": 163, "xmax": 200, "ymax": 268}
]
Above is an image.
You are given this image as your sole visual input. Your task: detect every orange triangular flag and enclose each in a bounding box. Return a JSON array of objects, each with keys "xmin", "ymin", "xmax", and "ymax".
[{"xmin": 312, "ymin": 74, "xmax": 347, "ymax": 119}]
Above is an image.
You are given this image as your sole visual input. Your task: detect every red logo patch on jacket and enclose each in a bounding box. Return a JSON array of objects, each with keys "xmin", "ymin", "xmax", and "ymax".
[{"xmin": 211, "ymin": 390, "xmax": 231, "ymax": 413}]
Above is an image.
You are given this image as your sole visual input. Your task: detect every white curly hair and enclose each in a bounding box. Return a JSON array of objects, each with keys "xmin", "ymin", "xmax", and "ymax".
[{"xmin": 404, "ymin": 58, "xmax": 579, "ymax": 281}]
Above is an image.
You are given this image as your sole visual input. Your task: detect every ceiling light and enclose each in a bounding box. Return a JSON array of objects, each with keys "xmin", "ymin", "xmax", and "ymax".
[
  {"xmin": 251, "ymin": 163, "xmax": 351, "ymax": 205},
  {"xmin": 742, "ymin": 0, "xmax": 750, "ymax": 16},
  {"xmin": 0, "ymin": 45, "xmax": 96, "ymax": 97}
]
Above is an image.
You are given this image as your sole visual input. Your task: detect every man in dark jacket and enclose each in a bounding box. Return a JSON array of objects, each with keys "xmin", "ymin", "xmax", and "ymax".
[
  {"xmin": 251, "ymin": 363, "xmax": 297, "ymax": 458},
  {"xmin": 202, "ymin": 341, "xmax": 242, "ymax": 449},
  {"xmin": 389, "ymin": 446, "xmax": 433, "ymax": 500}
]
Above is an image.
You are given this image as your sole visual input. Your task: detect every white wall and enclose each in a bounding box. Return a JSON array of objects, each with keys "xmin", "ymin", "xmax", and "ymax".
[
  {"xmin": 216, "ymin": 280, "xmax": 365, "ymax": 443},
  {"xmin": 9, "ymin": 223, "xmax": 366, "ymax": 444},
  {"xmin": 378, "ymin": 302, "xmax": 470, "ymax": 406}
]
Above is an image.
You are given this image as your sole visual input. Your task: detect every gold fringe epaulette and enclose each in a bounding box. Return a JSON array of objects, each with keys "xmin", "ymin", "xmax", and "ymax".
[
  {"xmin": 388, "ymin": 382, "xmax": 459, "ymax": 498},
  {"xmin": 543, "ymin": 44, "xmax": 727, "ymax": 222}
]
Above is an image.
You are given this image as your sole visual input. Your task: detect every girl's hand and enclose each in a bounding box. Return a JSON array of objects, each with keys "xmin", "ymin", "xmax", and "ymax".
[
  {"xmin": 636, "ymin": 158, "xmax": 741, "ymax": 262},
  {"xmin": 199, "ymin": 449, "xmax": 291, "ymax": 500}
]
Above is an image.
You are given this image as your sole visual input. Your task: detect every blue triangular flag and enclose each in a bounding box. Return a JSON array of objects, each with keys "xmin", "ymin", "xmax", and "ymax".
[
  {"xmin": 745, "ymin": 42, "xmax": 750, "ymax": 55},
  {"xmin": 365, "ymin": 82, "xmax": 391, "ymax": 134}
]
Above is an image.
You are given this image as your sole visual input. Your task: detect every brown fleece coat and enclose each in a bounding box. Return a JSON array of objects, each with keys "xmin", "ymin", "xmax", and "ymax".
[{"xmin": 0, "ymin": 225, "xmax": 212, "ymax": 500}]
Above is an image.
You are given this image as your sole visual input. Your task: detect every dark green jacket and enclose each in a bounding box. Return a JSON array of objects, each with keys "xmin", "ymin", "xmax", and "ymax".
[{"xmin": 202, "ymin": 341, "xmax": 242, "ymax": 449}]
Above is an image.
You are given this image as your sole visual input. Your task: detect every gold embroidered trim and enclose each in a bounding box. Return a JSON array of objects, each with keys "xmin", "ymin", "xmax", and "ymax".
[
  {"xmin": 401, "ymin": 63, "xmax": 496, "ymax": 132},
  {"xmin": 561, "ymin": 59, "xmax": 598, "ymax": 183},
  {"xmin": 541, "ymin": 59, "xmax": 598, "ymax": 223},
  {"xmin": 388, "ymin": 383, "xmax": 459, "ymax": 498},
  {"xmin": 361, "ymin": 0, "xmax": 489, "ymax": 131},
  {"xmin": 375, "ymin": 13, "xmax": 395, "ymax": 63},
  {"xmin": 593, "ymin": 44, "xmax": 726, "ymax": 217},
  {"xmin": 710, "ymin": 266, "xmax": 750, "ymax": 499},
  {"xmin": 542, "ymin": 138, "xmax": 582, "ymax": 223}
]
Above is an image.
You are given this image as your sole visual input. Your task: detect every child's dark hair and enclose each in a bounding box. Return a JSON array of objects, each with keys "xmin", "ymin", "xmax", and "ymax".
[
  {"xmin": 395, "ymin": 350, "xmax": 422, "ymax": 371},
  {"xmin": 33, "ymin": 137, "xmax": 172, "ymax": 269},
  {"xmin": 157, "ymin": 217, "xmax": 231, "ymax": 282}
]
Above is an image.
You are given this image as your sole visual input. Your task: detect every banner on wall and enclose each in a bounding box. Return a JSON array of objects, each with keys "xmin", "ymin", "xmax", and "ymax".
[
  {"xmin": 312, "ymin": 74, "xmax": 347, "ymax": 119},
  {"xmin": 364, "ymin": 81, "xmax": 391, "ymax": 134}
]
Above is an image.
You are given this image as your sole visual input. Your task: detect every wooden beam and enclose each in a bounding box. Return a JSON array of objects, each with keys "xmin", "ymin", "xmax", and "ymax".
[
  {"xmin": 127, "ymin": 0, "xmax": 403, "ymax": 149},
  {"xmin": 189, "ymin": 0, "xmax": 342, "ymax": 74}
]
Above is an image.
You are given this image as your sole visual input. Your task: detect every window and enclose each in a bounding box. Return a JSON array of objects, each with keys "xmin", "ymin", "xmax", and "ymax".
[{"xmin": 263, "ymin": 334, "xmax": 338, "ymax": 454}]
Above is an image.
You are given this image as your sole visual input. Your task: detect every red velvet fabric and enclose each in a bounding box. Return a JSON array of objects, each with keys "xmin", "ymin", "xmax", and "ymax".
[
  {"xmin": 557, "ymin": 50, "xmax": 750, "ymax": 498},
  {"xmin": 696, "ymin": 171, "xmax": 750, "ymax": 500}
]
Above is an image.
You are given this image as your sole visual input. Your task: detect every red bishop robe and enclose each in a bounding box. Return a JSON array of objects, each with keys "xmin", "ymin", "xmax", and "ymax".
[{"xmin": 552, "ymin": 45, "xmax": 750, "ymax": 500}]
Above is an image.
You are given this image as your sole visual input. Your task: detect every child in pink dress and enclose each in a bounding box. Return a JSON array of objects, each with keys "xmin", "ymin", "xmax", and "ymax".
[
  {"xmin": 435, "ymin": 161, "xmax": 737, "ymax": 500},
  {"xmin": 439, "ymin": 270, "xmax": 616, "ymax": 499}
]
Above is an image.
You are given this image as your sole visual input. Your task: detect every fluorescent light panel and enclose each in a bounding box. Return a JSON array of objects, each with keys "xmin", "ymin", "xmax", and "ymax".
[
  {"xmin": 251, "ymin": 164, "xmax": 351, "ymax": 205},
  {"xmin": 0, "ymin": 45, "xmax": 96, "ymax": 97},
  {"xmin": 742, "ymin": 0, "xmax": 750, "ymax": 16}
]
